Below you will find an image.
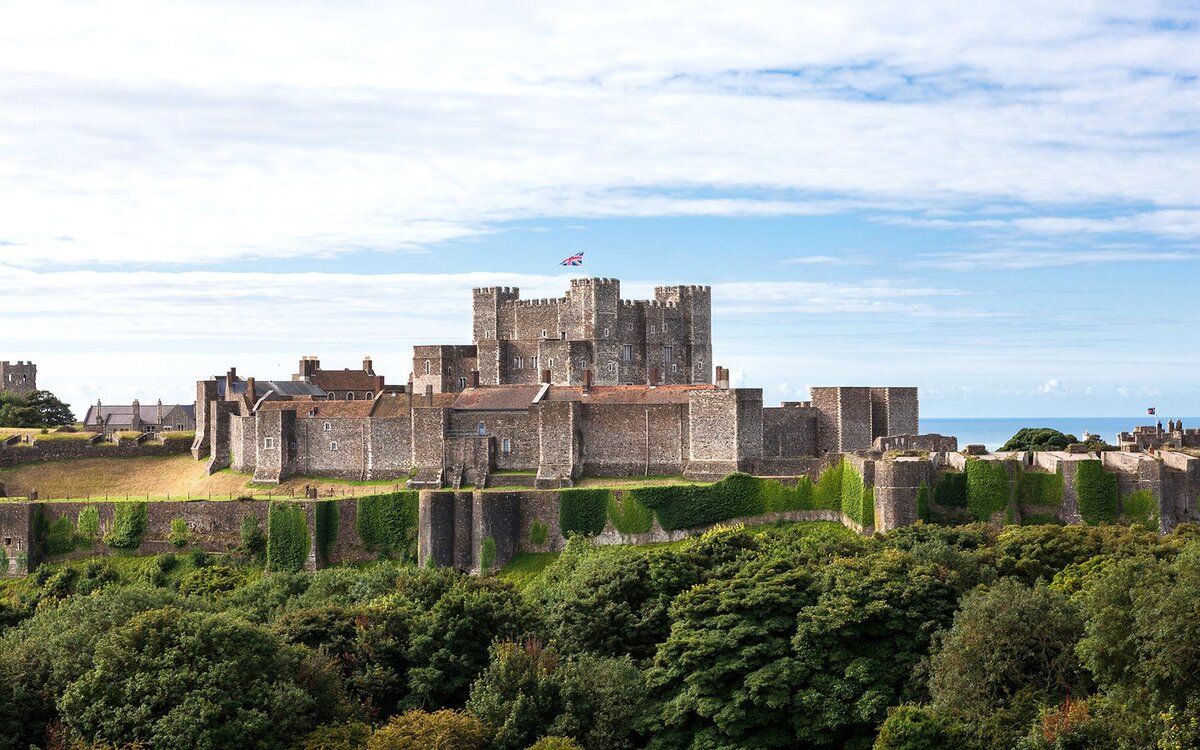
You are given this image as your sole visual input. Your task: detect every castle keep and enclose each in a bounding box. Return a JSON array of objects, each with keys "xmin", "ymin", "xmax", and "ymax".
[
  {"xmin": 191, "ymin": 278, "xmax": 921, "ymax": 488},
  {"xmin": 0, "ymin": 360, "xmax": 36, "ymax": 396}
]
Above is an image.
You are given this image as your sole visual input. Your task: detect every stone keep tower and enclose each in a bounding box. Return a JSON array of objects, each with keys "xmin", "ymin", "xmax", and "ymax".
[
  {"xmin": 0, "ymin": 361, "xmax": 37, "ymax": 396},
  {"xmin": 655, "ymin": 285, "xmax": 713, "ymax": 386}
]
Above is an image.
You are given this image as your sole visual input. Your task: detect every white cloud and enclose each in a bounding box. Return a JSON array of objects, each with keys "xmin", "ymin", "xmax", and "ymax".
[
  {"xmin": 0, "ymin": 1, "xmax": 1197, "ymax": 265},
  {"xmin": 917, "ymin": 248, "xmax": 1198, "ymax": 270},
  {"xmin": 1037, "ymin": 378, "xmax": 1065, "ymax": 395}
]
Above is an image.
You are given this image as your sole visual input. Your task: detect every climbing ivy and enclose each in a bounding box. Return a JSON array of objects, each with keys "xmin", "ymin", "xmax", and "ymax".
[
  {"xmin": 239, "ymin": 515, "xmax": 266, "ymax": 561},
  {"xmin": 559, "ymin": 489, "xmax": 610, "ymax": 536},
  {"xmin": 606, "ymin": 492, "xmax": 654, "ymax": 534},
  {"xmin": 76, "ymin": 505, "xmax": 100, "ymax": 539},
  {"xmin": 839, "ymin": 461, "xmax": 875, "ymax": 528},
  {"xmin": 44, "ymin": 514, "xmax": 77, "ymax": 556},
  {"xmin": 965, "ymin": 459, "xmax": 1011, "ymax": 522},
  {"xmin": 355, "ymin": 491, "xmax": 419, "ymax": 560},
  {"xmin": 480, "ymin": 536, "xmax": 497, "ymax": 570},
  {"xmin": 932, "ymin": 471, "xmax": 968, "ymax": 508},
  {"xmin": 759, "ymin": 476, "xmax": 816, "ymax": 512},
  {"xmin": 916, "ymin": 482, "xmax": 931, "ymax": 522},
  {"xmin": 266, "ymin": 502, "xmax": 310, "ymax": 572},
  {"xmin": 103, "ymin": 503, "xmax": 147, "ymax": 550},
  {"xmin": 529, "ymin": 520, "xmax": 549, "ymax": 545},
  {"xmin": 1121, "ymin": 488, "xmax": 1157, "ymax": 531},
  {"xmin": 1017, "ymin": 470, "xmax": 1064, "ymax": 507},
  {"xmin": 814, "ymin": 462, "xmax": 845, "ymax": 510},
  {"xmin": 314, "ymin": 500, "xmax": 339, "ymax": 563},
  {"xmin": 1076, "ymin": 460, "xmax": 1118, "ymax": 525},
  {"xmin": 168, "ymin": 518, "xmax": 190, "ymax": 548}
]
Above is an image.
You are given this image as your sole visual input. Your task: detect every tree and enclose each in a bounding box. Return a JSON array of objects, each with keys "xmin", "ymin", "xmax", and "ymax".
[
  {"xmin": 526, "ymin": 738, "xmax": 584, "ymax": 750},
  {"xmin": 466, "ymin": 639, "xmax": 562, "ymax": 750},
  {"xmin": 1001, "ymin": 429, "xmax": 1078, "ymax": 453},
  {"xmin": 58, "ymin": 608, "xmax": 342, "ymax": 749},
  {"xmin": 549, "ymin": 653, "xmax": 645, "ymax": 750},
  {"xmin": 366, "ymin": 709, "xmax": 488, "ymax": 750},
  {"xmin": 873, "ymin": 705, "xmax": 951, "ymax": 750},
  {"xmin": 0, "ymin": 390, "xmax": 74, "ymax": 427}
]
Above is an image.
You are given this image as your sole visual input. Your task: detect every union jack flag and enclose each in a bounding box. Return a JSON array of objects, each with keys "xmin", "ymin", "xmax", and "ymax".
[
  {"xmin": 560, "ymin": 251, "xmax": 585, "ymax": 266},
  {"xmin": 1148, "ymin": 407, "xmax": 1157, "ymax": 416}
]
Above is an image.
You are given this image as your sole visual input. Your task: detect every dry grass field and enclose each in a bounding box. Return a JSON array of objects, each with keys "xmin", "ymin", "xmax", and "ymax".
[{"xmin": 0, "ymin": 455, "xmax": 411, "ymax": 501}]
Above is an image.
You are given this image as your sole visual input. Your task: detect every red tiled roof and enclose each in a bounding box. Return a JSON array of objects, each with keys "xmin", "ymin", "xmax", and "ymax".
[
  {"xmin": 451, "ymin": 384, "xmax": 544, "ymax": 411},
  {"xmin": 257, "ymin": 392, "xmax": 456, "ymax": 417},
  {"xmin": 310, "ymin": 369, "xmax": 385, "ymax": 392},
  {"xmin": 543, "ymin": 384, "xmax": 715, "ymax": 405}
]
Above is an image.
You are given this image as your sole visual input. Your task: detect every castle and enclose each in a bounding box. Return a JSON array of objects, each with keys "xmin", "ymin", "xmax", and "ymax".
[
  {"xmin": 191, "ymin": 278, "xmax": 929, "ymax": 487},
  {"xmin": 0, "ymin": 361, "xmax": 36, "ymax": 396}
]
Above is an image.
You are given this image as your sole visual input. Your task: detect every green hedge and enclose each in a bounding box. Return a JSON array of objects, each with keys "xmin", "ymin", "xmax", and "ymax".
[
  {"xmin": 168, "ymin": 518, "xmax": 190, "ymax": 548},
  {"xmin": 356, "ymin": 491, "xmax": 419, "ymax": 560},
  {"xmin": 266, "ymin": 502, "xmax": 310, "ymax": 572},
  {"xmin": 840, "ymin": 461, "xmax": 874, "ymax": 528},
  {"xmin": 1121, "ymin": 488, "xmax": 1157, "ymax": 530},
  {"xmin": 606, "ymin": 492, "xmax": 654, "ymax": 534},
  {"xmin": 760, "ymin": 476, "xmax": 817, "ymax": 512},
  {"xmin": 1018, "ymin": 470, "xmax": 1064, "ymax": 507},
  {"xmin": 559, "ymin": 489, "xmax": 610, "ymax": 536},
  {"xmin": 314, "ymin": 500, "xmax": 339, "ymax": 563},
  {"xmin": 965, "ymin": 460, "xmax": 1011, "ymax": 522},
  {"xmin": 1076, "ymin": 460, "xmax": 1118, "ymax": 525},
  {"xmin": 932, "ymin": 471, "xmax": 968, "ymax": 508},
  {"xmin": 631, "ymin": 473, "xmax": 763, "ymax": 531},
  {"xmin": 104, "ymin": 503, "xmax": 147, "ymax": 550},
  {"xmin": 814, "ymin": 462, "xmax": 845, "ymax": 510}
]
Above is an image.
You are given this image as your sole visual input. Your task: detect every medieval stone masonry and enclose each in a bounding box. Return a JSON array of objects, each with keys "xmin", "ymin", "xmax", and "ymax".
[
  {"xmin": 0, "ymin": 360, "xmax": 36, "ymax": 396},
  {"xmin": 191, "ymin": 277, "xmax": 922, "ymax": 488}
]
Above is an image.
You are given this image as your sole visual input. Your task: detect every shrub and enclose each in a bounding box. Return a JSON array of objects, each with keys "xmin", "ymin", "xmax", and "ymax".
[
  {"xmin": 367, "ymin": 709, "xmax": 488, "ymax": 750},
  {"xmin": 606, "ymin": 492, "xmax": 654, "ymax": 534},
  {"xmin": 874, "ymin": 704, "xmax": 948, "ymax": 749},
  {"xmin": 559, "ymin": 489, "xmax": 609, "ymax": 536},
  {"xmin": 240, "ymin": 514, "xmax": 267, "ymax": 561},
  {"xmin": 1075, "ymin": 460, "xmax": 1118, "ymax": 525},
  {"xmin": 188, "ymin": 548, "xmax": 210, "ymax": 568},
  {"xmin": 267, "ymin": 502, "xmax": 311, "ymax": 573},
  {"xmin": 530, "ymin": 520, "xmax": 549, "ymax": 545},
  {"xmin": 315, "ymin": 500, "xmax": 339, "ymax": 563},
  {"xmin": 297, "ymin": 721, "xmax": 372, "ymax": 750},
  {"xmin": 168, "ymin": 518, "xmax": 190, "ymax": 548},
  {"xmin": 45, "ymin": 514, "xmax": 78, "ymax": 555},
  {"xmin": 932, "ymin": 471, "xmax": 968, "ymax": 508},
  {"xmin": 179, "ymin": 564, "xmax": 244, "ymax": 598},
  {"xmin": 103, "ymin": 502, "xmax": 147, "ymax": 549},
  {"xmin": 1002, "ymin": 428, "xmax": 1078, "ymax": 452},
  {"xmin": 965, "ymin": 460, "xmax": 1011, "ymax": 522},
  {"xmin": 916, "ymin": 483, "xmax": 931, "ymax": 522},
  {"xmin": 356, "ymin": 492, "xmax": 419, "ymax": 560},
  {"xmin": 526, "ymin": 738, "xmax": 583, "ymax": 750}
]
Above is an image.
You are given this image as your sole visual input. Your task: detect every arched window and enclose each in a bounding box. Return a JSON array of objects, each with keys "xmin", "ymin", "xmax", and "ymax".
[
  {"xmin": 330, "ymin": 441, "xmax": 339, "ymax": 451},
  {"xmin": 323, "ymin": 421, "xmax": 332, "ymax": 432},
  {"xmin": 363, "ymin": 392, "xmax": 372, "ymax": 400},
  {"xmin": 424, "ymin": 360, "xmax": 431, "ymax": 375},
  {"xmin": 346, "ymin": 392, "xmax": 355, "ymax": 401}
]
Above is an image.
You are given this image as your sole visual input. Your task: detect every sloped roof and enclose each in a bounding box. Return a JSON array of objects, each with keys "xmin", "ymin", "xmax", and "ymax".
[
  {"xmin": 451, "ymin": 385, "xmax": 544, "ymax": 411},
  {"xmin": 310, "ymin": 369, "xmax": 385, "ymax": 392},
  {"xmin": 83, "ymin": 404, "xmax": 196, "ymax": 427},
  {"xmin": 542, "ymin": 384, "xmax": 716, "ymax": 405},
  {"xmin": 217, "ymin": 377, "xmax": 326, "ymax": 399}
]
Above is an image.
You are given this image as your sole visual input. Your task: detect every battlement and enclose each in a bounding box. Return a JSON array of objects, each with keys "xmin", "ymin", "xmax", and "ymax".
[
  {"xmin": 655, "ymin": 284, "xmax": 712, "ymax": 294},
  {"xmin": 514, "ymin": 298, "xmax": 562, "ymax": 307},
  {"xmin": 569, "ymin": 277, "xmax": 620, "ymax": 287}
]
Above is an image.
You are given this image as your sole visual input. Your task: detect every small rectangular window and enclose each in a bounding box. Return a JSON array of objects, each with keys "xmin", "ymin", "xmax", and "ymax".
[
  {"xmin": 603, "ymin": 327, "xmax": 610, "ymax": 338},
  {"xmin": 541, "ymin": 329, "xmax": 548, "ymax": 338},
  {"xmin": 663, "ymin": 345, "xmax": 674, "ymax": 364},
  {"xmin": 502, "ymin": 438, "xmax": 512, "ymax": 454},
  {"xmin": 330, "ymin": 441, "xmax": 339, "ymax": 451},
  {"xmin": 622, "ymin": 344, "xmax": 632, "ymax": 362},
  {"xmin": 264, "ymin": 437, "xmax": 275, "ymax": 449},
  {"xmin": 650, "ymin": 325, "xmax": 656, "ymax": 335},
  {"xmin": 3, "ymin": 538, "xmax": 10, "ymax": 546}
]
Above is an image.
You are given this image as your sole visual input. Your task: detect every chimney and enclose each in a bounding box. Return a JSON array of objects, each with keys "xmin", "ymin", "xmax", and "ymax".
[
  {"xmin": 425, "ymin": 384, "xmax": 434, "ymax": 407},
  {"xmin": 471, "ymin": 370, "xmax": 481, "ymax": 388},
  {"xmin": 246, "ymin": 377, "xmax": 257, "ymax": 405},
  {"xmin": 156, "ymin": 399, "xmax": 163, "ymax": 425},
  {"xmin": 540, "ymin": 369, "xmax": 550, "ymax": 385},
  {"xmin": 583, "ymin": 369, "xmax": 592, "ymax": 393},
  {"xmin": 131, "ymin": 399, "xmax": 141, "ymax": 430},
  {"xmin": 95, "ymin": 399, "xmax": 102, "ymax": 425},
  {"xmin": 716, "ymin": 366, "xmax": 730, "ymax": 390},
  {"xmin": 649, "ymin": 367, "xmax": 659, "ymax": 387},
  {"xmin": 363, "ymin": 355, "xmax": 374, "ymax": 375}
]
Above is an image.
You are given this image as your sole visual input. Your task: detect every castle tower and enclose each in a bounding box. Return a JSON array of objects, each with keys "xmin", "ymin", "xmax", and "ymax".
[
  {"xmin": 0, "ymin": 361, "xmax": 37, "ymax": 396},
  {"xmin": 655, "ymin": 285, "xmax": 713, "ymax": 385}
]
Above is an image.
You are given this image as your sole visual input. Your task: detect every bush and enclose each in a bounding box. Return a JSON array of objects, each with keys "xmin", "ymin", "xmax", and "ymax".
[
  {"xmin": 526, "ymin": 738, "xmax": 582, "ymax": 750},
  {"xmin": 168, "ymin": 518, "xmax": 190, "ymax": 548},
  {"xmin": 297, "ymin": 721, "xmax": 372, "ymax": 750},
  {"xmin": 840, "ymin": 460, "xmax": 874, "ymax": 528},
  {"xmin": 188, "ymin": 548, "xmax": 210, "ymax": 568},
  {"xmin": 356, "ymin": 492, "xmax": 419, "ymax": 560},
  {"xmin": 268, "ymin": 502, "xmax": 310, "ymax": 572},
  {"xmin": 933, "ymin": 471, "xmax": 968, "ymax": 508},
  {"xmin": 1075, "ymin": 461, "xmax": 1118, "ymax": 525},
  {"xmin": 240, "ymin": 514, "xmax": 266, "ymax": 561},
  {"xmin": 559, "ymin": 489, "xmax": 610, "ymax": 536},
  {"xmin": 45, "ymin": 514, "xmax": 78, "ymax": 555},
  {"xmin": 873, "ymin": 704, "xmax": 948, "ymax": 749},
  {"xmin": 178, "ymin": 564, "xmax": 244, "ymax": 597},
  {"xmin": 367, "ymin": 709, "xmax": 488, "ymax": 750},
  {"xmin": 103, "ymin": 502, "xmax": 147, "ymax": 549},
  {"xmin": 76, "ymin": 505, "xmax": 100, "ymax": 538},
  {"xmin": 481, "ymin": 537, "xmax": 497, "ymax": 571},
  {"xmin": 1121, "ymin": 489, "xmax": 1157, "ymax": 530}
]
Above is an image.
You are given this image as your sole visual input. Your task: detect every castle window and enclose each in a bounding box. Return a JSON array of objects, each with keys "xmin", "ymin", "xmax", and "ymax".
[
  {"xmin": 514, "ymin": 356, "xmax": 524, "ymax": 370},
  {"xmin": 3, "ymin": 538, "xmax": 9, "ymax": 546},
  {"xmin": 541, "ymin": 329, "xmax": 548, "ymax": 339},
  {"xmin": 323, "ymin": 421, "xmax": 332, "ymax": 431},
  {"xmin": 477, "ymin": 422, "xmax": 486, "ymax": 436},
  {"xmin": 672, "ymin": 363, "xmax": 678, "ymax": 373},
  {"xmin": 264, "ymin": 437, "xmax": 275, "ymax": 449},
  {"xmin": 622, "ymin": 345, "xmax": 632, "ymax": 362},
  {"xmin": 501, "ymin": 438, "xmax": 511, "ymax": 454},
  {"xmin": 531, "ymin": 356, "xmax": 538, "ymax": 369},
  {"xmin": 457, "ymin": 376, "xmax": 467, "ymax": 390},
  {"xmin": 560, "ymin": 332, "xmax": 566, "ymax": 340},
  {"xmin": 650, "ymin": 325, "xmax": 656, "ymax": 335},
  {"xmin": 628, "ymin": 322, "xmax": 633, "ymax": 331},
  {"xmin": 663, "ymin": 345, "xmax": 674, "ymax": 363},
  {"xmin": 603, "ymin": 327, "xmax": 610, "ymax": 338},
  {"xmin": 548, "ymin": 358, "xmax": 555, "ymax": 368},
  {"xmin": 330, "ymin": 441, "xmax": 339, "ymax": 451},
  {"xmin": 424, "ymin": 360, "xmax": 431, "ymax": 375},
  {"xmin": 346, "ymin": 393, "xmax": 355, "ymax": 401}
]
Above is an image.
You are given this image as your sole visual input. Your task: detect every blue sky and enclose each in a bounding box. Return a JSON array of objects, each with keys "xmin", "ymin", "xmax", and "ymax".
[{"xmin": 0, "ymin": 1, "xmax": 1197, "ymax": 419}]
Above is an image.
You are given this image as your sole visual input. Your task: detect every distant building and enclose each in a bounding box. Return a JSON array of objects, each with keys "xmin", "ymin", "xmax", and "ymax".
[
  {"xmin": 0, "ymin": 361, "xmax": 36, "ymax": 396},
  {"xmin": 84, "ymin": 399, "xmax": 196, "ymax": 438},
  {"xmin": 293, "ymin": 355, "xmax": 387, "ymax": 401}
]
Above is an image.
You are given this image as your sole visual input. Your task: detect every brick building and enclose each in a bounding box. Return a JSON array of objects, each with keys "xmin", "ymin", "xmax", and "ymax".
[
  {"xmin": 0, "ymin": 361, "xmax": 36, "ymax": 396},
  {"xmin": 191, "ymin": 278, "xmax": 923, "ymax": 487}
]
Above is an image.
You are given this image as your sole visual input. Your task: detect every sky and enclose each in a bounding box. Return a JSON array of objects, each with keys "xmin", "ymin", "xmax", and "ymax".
[{"xmin": 0, "ymin": 1, "xmax": 1197, "ymax": 419}]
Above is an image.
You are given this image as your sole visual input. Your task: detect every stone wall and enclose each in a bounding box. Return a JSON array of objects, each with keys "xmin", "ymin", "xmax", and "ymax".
[
  {"xmin": 0, "ymin": 438, "xmax": 194, "ymax": 469},
  {"xmin": 762, "ymin": 404, "xmax": 818, "ymax": 458},
  {"xmin": 579, "ymin": 403, "xmax": 687, "ymax": 476},
  {"xmin": 871, "ymin": 433, "xmax": 958, "ymax": 453}
]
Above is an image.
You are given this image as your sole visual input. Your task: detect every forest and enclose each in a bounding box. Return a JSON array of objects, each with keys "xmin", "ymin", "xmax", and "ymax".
[{"xmin": 1, "ymin": 518, "xmax": 1198, "ymax": 750}]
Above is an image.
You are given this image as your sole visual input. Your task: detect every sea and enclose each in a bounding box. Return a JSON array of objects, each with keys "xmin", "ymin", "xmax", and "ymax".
[{"xmin": 921, "ymin": 417, "xmax": 1199, "ymax": 452}]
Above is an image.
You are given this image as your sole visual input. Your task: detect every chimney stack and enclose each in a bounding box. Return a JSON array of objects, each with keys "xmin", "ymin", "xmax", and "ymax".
[
  {"xmin": 540, "ymin": 369, "xmax": 551, "ymax": 385},
  {"xmin": 131, "ymin": 399, "xmax": 141, "ymax": 431},
  {"xmin": 363, "ymin": 356, "xmax": 374, "ymax": 375},
  {"xmin": 716, "ymin": 366, "xmax": 730, "ymax": 390},
  {"xmin": 156, "ymin": 399, "xmax": 163, "ymax": 425},
  {"xmin": 471, "ymin": 370, "xmax": 481, "ymax": 388},
  {"xmin": 227, "ymin": 367, "xmax": 237, "ymax": 384},
  {"xmin": 583, "ymin": 369, "xmax": 592, "ymax": 393},
  {"xmin": 95, "ymin": 399, "xmax": 102, "ymax": 426},
  {"xmin": 425, "ymin": 384, "xmax": 434, "ymax": 407},
  {"xmin": 246, "ymin": 377, "xmax": 257, "ymax": 405}
]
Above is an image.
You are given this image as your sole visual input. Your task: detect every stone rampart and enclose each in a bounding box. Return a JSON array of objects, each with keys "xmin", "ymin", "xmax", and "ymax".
[{"xmin": 0, "ymin": 438, "xmax": 194, "ymax": 468}]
